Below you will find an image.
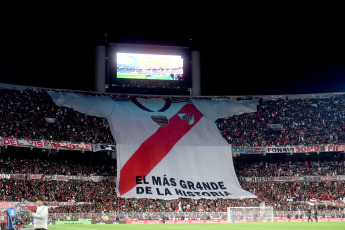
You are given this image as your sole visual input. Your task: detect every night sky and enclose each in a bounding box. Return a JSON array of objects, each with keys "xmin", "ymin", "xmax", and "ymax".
[{"xmin": 1, "ymin": 27, "xmax": 345, "ymax": 96}]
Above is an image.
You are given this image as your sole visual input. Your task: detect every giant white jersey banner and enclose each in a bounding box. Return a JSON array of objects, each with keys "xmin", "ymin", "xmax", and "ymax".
[{"xmin": 48, "ymin": 92, "xmax": 257, "ymax": 200}]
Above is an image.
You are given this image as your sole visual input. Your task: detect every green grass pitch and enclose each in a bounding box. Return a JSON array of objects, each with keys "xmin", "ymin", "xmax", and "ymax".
[
  {"xmin": 42, "ymin": 221, "xmax": 345, "ymax": 230},
  {"xmin": 117, "ymin": 73, "xmax": 168, "ymax": 80}
]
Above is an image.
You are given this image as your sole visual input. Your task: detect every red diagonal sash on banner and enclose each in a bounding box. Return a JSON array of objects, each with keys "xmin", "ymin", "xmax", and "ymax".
[{"xmin": 119, "ymin": 103, "xmax": 204, "ymax": 195}]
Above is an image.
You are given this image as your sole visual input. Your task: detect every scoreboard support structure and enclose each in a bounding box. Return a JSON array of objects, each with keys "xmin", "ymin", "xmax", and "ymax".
[
  {"xmin": 94, "ymin": 45, "xmax": 107, "ymax": 93},
  {"xmin": 94, "ymin": 44, "xmax": 201, "ymax": 96},
  {"xmin": 191, "ymin": 50, "xmax": 201, "ymax": 96}
]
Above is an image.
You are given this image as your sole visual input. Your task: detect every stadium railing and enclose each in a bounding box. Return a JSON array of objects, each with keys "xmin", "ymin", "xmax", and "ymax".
[
  {"xmin": 18, "ymin": 212, "xmax": 227, "ymax": 223},
  {"xmin": 274, "ymin": 210, "xmax": 345, "ymax": 219},
  {"xmin": 16, "ymin": 210, "xmax": 345, "ymax": 224}
]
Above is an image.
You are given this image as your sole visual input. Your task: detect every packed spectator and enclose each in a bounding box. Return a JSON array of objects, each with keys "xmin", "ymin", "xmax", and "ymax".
[
  {"xmin": 1, "ymin": 178, "xmax": 344, "ymax": 213},
  {"xmin": 2, "ymin": 87, "xmax": 345, "ymax": 148},
  {"xmin": 0, "ymin": 88, "xmax": 114, "ymax": 144},
  {"xmin": 217, "ymin": 96, "xmax": 345, "ymax": 147},
  {"xmin": 236, "ymin": 159, "xmax": 345, "ymax": 177},
  {"xmin": 1, "ymin": 149, "xmax": 345, "ymax": 213},
  {"xmin": 2, "ymin": 86, "xmax": 345, "ymax": 216},
  {"xmin": 0, "ymin": 149, "xmax": 116, "ymax": 176}
]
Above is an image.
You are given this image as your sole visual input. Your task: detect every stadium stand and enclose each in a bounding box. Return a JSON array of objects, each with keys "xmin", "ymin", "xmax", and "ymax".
[
  {"xmin": 1, "ymin": 85, "xmax": 345, "ymax": 224},
  {"xmin": 3, "ymin": 87, "xmax": 345, "ymax": 148},
  {"xmin": 0, "ymin": 88, "xmax": 114, "ymax": 144},
  {"xmin": 1, "ymin": 141, "xmax": 345, "ymax": 215},
  {"xmin": 217, "ymin": 96, "xmax": 345, "ymax": 147},
  {"xmin": 0, "ymin": 150, "xmax": 116, "ymax": 176},
  {"xmin": 235, "ymin": 156, "xmax": 345, "ymax": 177}
]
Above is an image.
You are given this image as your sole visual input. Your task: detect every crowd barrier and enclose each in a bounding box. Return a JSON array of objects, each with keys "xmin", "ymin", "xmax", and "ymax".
[
  {"xmin": 25, "ymin": 211, "xmax": 345, "ymax": 221},
  {"xmin": 0, "ymin": 137, "xmax": 115, "ymax": 152},
  {"xmin": 3, "ymin": 136, "xmax": 345, "ymax": 155},
  {"xmin": 239, "ymin": 175, "xmax": 345, "ymax": 183},
  {"xmin": 0, "ymin": 173, "xmax": 116, "ymax": 182},
  {"xmin": 16, "ymin": 211, "xmax": 345, "ymax": 225}
]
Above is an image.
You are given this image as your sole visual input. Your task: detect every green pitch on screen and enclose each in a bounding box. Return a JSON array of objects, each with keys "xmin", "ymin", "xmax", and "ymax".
[{"xmin": 117, "ymin": 73, "xmax": 170, "ymax": 80}]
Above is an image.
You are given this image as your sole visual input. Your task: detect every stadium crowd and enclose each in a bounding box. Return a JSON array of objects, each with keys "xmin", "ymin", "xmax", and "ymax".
[
  {"xmin": 1, "ymin": 178, "xmax": 344, "ymax": 213},
  {"xmin": 236, "ymin": 159, "xmax": 345, "ymax": 177},
  {"xmin": 0, "ymin": 88, "xmax": 114, "ymax": 144},
  {"xmin": 1, "ymin": 150, "xmax": 344, "ymax": 213},
  {"xmin": 2, "ymin": 87, "xmax": 345, "ymax": 148},
  {"xmin": 1, "ymin": 86, "xmax": 345, "ymax": 217},
  {"xmin": 0, "ymin": 154, "xmax": 116, "ymax": 176},
  {"xmin": 218, "ymin": 96, "xmax": 345, "ymax": 146}
]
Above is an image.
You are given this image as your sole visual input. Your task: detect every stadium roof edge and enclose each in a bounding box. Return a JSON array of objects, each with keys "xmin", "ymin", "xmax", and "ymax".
[
  {"xmin": 1, "ymin": 82, "xmax": 345, "ymax": 100},
  {"xmin": 108, "ymin": 43, "xmax": 190, "ymax": 50}
]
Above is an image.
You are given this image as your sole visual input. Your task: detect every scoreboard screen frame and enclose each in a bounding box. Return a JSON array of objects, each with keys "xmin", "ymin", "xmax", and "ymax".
[{"xmin": 107, "ymin": 43, "xmax": 191, "ymax": 88}]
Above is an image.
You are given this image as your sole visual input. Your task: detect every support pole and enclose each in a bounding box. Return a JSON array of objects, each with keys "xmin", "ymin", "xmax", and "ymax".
[
  {"xmin": 94, "ymin": 45, "xmax": 106, "ymax": 93},
  {"xmin": 191, "ymin": 50, "xmax": 201, "ymax": 96}
]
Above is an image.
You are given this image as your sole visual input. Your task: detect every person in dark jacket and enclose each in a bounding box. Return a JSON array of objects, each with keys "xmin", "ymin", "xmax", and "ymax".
[
  {"xmin": 314, "ymin": 208, "xmax": 318, "ymax": 222},
  {"xmin": 307, "ymin": 208, "xmax": 313, "ymax": 222}
]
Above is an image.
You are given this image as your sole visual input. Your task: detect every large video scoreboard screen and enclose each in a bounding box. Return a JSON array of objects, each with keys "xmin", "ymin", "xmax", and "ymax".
[
  {"xmin": 108, "ymin": 44, "xmax": 191, "ymax": 88},
  {"xmin": 117, "ymin": 53, "xmax": 183, "ymax": 80}
]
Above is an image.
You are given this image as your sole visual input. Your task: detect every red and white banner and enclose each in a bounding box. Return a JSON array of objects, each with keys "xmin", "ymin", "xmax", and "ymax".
[
  {"xmin": 0, "ymin": 202, "xmax": 19, "ymax": 208},
  {"xmin": 0, "ymin": 138, "xmax": 90, "ymax": 151},
  {"xmin": 165, "ymin": 219, "xmax": 219, "ymax": 224},
  {"xmin": 0, "ymin": 138, "xmax": 51, "ymax": 148},
  {"xmin": 49, "ymin": 92, "xmax": 258, "ymax": 200},
  {"xmin": 273, "ymin": 217, "xmax": 345, "ymax": 222},
  {"xmin": 3, "ymin": 137, "xmax": 345, "ymax": 156},
  {"xmin": 0, "ymin": 173, "xmax": 116, "ymax": 182},
  {"xmin": 51, "ymin": 142, "xmax": 92, "ymax": 151},
  {"xmin": 266, "ymin": 144, "xmax": 345, "ymax": 153},
  {"xmin": 126, "ymin": 218, "xmax": 345, "ymax": 224},
  {"xmin": 0, "ymin": 138, "xmax": 113, "ymax": 153},
  {"xmin": 0, "ymin": 174, "xmax": 11, "ymax": 179},
  {"xmin": 227, "ymin": 218, "xmax": 345, "ymax": 223},
  {"xmin": 240, "ymin": 175, "xmax": 345, "ymax": 182},
  {"xmin": 126, "ymin": 220, "xmax": 161, "ymax": 224}
]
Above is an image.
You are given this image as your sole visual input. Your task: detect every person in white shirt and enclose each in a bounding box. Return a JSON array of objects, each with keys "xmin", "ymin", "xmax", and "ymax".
[{"xmin": 29, "ymin": 197, "xmax": 48, "ymax": 230}]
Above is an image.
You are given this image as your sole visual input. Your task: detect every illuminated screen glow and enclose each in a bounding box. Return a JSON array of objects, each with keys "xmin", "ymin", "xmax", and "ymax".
[{"xmin": 117, "ymin": 53, "xmax": 184, "ymax": 80}]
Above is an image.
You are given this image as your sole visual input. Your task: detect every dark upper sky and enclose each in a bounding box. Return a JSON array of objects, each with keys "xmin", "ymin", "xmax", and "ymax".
[{"xmin": 1, "ymin": 27, "xmax": 345, "ymax": 96}]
